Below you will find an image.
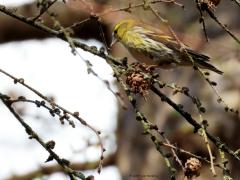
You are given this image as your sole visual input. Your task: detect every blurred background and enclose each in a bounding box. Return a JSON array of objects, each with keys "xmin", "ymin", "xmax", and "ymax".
[{"xmin": 0, "ymin": 0, "xmax": 240, "ymax": 179}]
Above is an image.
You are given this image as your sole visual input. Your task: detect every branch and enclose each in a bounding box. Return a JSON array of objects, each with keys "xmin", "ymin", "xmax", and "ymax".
[
  {"xmin": 33, "ymin": 0, "xmax": 58, "ymax": 21},
  {"xmin": 0, "ymin": 3, "xmax": 121, "ymax": 67},
  {"xmin": 151, "ymin": 85, "xmax": 240, "ymax": 161},
  {"xmin": 7, "ymin": 154, "xmax": 115, "ymax": 180},
  {"xmin": 0, "ymin": 68, "xmax": 105, "ymax": 174},
  {"xmin": 0, "ymin": 93, "xmax": 86, "ymax": 180},
  {"xmin": 231, "ymin": 0, "xmax": 240, "ymax": 8},
  {"xmin": 0, "ymin": 2, "xmax": 239, "ymax": 179}
]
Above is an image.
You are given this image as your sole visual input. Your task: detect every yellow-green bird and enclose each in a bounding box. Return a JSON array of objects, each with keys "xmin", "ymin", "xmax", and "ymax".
[{"xmin": 111, "ymin": 19, "xmax": 223, "ymax": 74}]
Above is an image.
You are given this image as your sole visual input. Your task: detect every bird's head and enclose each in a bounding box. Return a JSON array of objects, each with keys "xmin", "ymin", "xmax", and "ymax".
[{"xmin": 111, "ymin": 19, "xmax": 136, "ymax": 46}]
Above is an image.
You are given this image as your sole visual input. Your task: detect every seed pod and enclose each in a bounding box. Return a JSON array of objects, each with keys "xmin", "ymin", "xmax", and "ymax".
[{"xmin": 184, "ymin": 157, "xmax": 202, "ymax": 179}]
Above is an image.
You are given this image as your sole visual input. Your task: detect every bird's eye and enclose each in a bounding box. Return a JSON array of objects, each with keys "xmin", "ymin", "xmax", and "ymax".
[{"xmin": 114, "ymin": 29, "xmax": 117, "ymax": 34}]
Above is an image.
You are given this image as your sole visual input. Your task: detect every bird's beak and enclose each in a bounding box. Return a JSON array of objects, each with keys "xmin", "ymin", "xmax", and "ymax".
[{"xmin": 110, "ymin": 34, "xmax": 118, "ymax": 47}]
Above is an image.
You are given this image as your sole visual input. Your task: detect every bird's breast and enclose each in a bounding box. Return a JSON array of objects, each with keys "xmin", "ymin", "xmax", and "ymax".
[{"xmin": 128, "ymin": 47, "xmax": 158, "ymax": 65}]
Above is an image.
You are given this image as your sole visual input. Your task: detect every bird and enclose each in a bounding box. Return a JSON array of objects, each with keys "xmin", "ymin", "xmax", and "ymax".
[{"xmin": 111, "ymin": 19, "xmax": 223, "ymax": 74}]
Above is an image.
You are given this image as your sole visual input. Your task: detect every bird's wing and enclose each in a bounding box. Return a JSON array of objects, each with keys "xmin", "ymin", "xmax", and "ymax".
[{"xmin": 146, "ymin": 31, "xmax": 210, "ymax": 62}]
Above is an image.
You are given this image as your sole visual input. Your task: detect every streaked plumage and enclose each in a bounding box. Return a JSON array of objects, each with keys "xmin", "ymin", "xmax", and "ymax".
[{"xmin": 112, "ymin": 19, "xmax": 223, "ymax": 74}]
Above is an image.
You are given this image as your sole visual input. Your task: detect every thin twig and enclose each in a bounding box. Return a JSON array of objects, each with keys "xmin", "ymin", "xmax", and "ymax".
[
  {"xmin": 109, "ymin": 64, "xmax": 177, "ymax": 179},
  {"xmin": 33, "ymin": 0, "xmax": 58, "ymax": 21},
  {"xmin": 0, "ymin": 93, "xmax": 86, "ymax": 180},
  {"xmin": 149, "ymin": 3, "xmax": 238, "ymax": 115},
  {"xmin": 151, "ymin": 85, "xmax": 240, "ymax": 161},
  {"xmin": 0, "ymin": 2, "xmax": 239, "ymax": 165},
  {"xmin": 199, "ymin": 124, "xmax": 217, "ymax": 176},
  {"xmin": 64, "ymin": 0, "xmax": 183, "ymax": 30},
  {"xmin": 231, "ymin": 0, "xmax": 240, "ymax": 8},
  {"xmin": 196, "ymin": 0, "xmax": 209, "ymax": 41},
  {"xmin": 198, "ymin": 1, "xmax": 240, "ymax": 45},
  {"xmin": 0, "ymin": 68, "xmax": 105, "ymax": 173},
  {"xmin": 219, "ymin": 148, "xmax": 233, "ymax": 179},
  {"xmin": 161, "ymin": 134, "xmax": 185, "ymax": 173}
]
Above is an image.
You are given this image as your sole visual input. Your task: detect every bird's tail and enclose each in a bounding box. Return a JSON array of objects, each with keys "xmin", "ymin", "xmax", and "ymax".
[
  {"xmin": 187, "ymin": 50, "xmax": 223, "ymax": 75},
  {"xmin": 195, "ymin": 60, "xmax": 223, "ymax": 75}
]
